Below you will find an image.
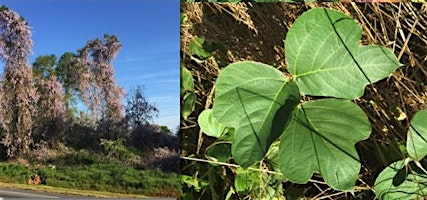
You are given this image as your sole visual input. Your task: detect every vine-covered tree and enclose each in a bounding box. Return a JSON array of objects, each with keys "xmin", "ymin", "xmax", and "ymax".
[
  {"xmin": 0, "ymin": 6, "xmax": 38, "ymax": 159},
  {"xmin": 32, "ymin": 55, "xmax": 65, "ymax": 147},
  {"xmin": 74, "ymin": 34, "xmax": 124, "ymax": 124}
]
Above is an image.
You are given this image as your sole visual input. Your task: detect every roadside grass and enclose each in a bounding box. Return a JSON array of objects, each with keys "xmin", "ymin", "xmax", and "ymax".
[{"xmin": 0, "ymin": 162, "xmax": 179, "ymax": 197}]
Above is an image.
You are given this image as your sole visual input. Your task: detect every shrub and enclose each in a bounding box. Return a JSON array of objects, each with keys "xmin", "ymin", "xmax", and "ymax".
[
  {"xmin": 0, "ymin": 162, "xmax": 30, "ymax": 183},
  {"xmin": 27, "ymin": 141, "xmax": 59, "ymax": 164},
  {"xmin": 146, "ymin": 147, "xmax": 179, "ymax": 173},
  {"xmin": 100, "ymin": 138, "xmax": 144, "ymax": 167},
  {"xmin": 53, "ymin": 150, "xmax": 102, "ymax": 166},
  {"xmin": 131, "ymin": 124, "xmax": 179, "ymax": 152},
  {"xmin": 64, "ymin": 124, "xmax": 100, "ymax": 151}
]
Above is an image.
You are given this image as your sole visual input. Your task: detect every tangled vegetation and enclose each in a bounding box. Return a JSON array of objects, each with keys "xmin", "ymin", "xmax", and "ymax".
[{"xmin": 180, "ymin": 3, "xmax": 427, "ymax": 199}]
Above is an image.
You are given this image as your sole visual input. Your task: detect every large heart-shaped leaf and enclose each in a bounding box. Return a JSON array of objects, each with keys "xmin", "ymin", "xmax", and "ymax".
[
  {"xmin": 279, "ymin": 99, "xmax": 371, "ymax": 191},
  {"xmin": 212, "ymin": 61, "xmax": 300, "ymax": 168},
  {"xmin": 407, "ymin": 109, "xmax": 427, "ymax": 161},
  {"xmin": 375, "ymin": 160, "xmax": 427, "ymax": 200},
  {"xmin": 285, "ymin": 8, "xmax": 400, "ymax": 99}
]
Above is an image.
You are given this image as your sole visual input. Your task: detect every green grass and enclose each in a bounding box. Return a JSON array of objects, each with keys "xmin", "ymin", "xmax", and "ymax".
[{"xmin": 0, "ymin": 162, "xmax": 179, "ymax": 197}]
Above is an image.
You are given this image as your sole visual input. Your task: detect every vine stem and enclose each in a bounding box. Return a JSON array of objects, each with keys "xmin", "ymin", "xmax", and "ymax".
[
  {"xmin": 182, "ymin": 156, "xmax": 373, "ymax": 194},
  {"xmin": 181, "ymin": 156, "xmax": 283, "ymax": 176}
]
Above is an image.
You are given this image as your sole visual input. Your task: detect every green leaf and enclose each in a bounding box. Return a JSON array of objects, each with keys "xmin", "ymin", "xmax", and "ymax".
[
  {"xmin": 407, "ymin": 109, "xmax": 427, "ymax": 161},
  {"xmin": 206, "ymin": 142, "xmax": 232, "ymax": 163},
  {"xmin": 234, "ymin": 167, "xmax": 261, "ymax": 193},
  {"xmin": 180, "ymin": 12, "xmax": 188, "ymax": 24},
  {"xmin": 181, "ymin": 66, "xmax": 196, "ymax": 120},
  {"xmin": 225, "ymin": 187, "xmax": 235, "ymax": 200},
  {"xmin": 189, "ymin": 36, "xmax": 212, "ymax": 60},
  {"xmin": 266, "ymin": 141, "xmax": 281, "ymax": 170},
  {"xmin": 375, "ymin": 160, "xmax": 427, "ymax": 200},
  {"xmin": 212, "ymin": 61, "xmax": 300, "ymax": 168},
  {"xmin": 198, "ymin": 109, "xmax": 226, "ymax": 138},
  {"xmin": 219, "ymin": 128, "xmax": 235, "ymax": 142},
  {"xmin": 181, "ymin": 66, "xmax": 194, "ymax": 95},
  {"xmin": 286, "ymin": 8, "xmax": 400, "ymax": 99},
  {"xmin": 265, "ymin": 141, "xmax": 287, "ymax": 182},
  {"xmin": 279, "ymin": 99, "xmax": 371, "ymax": 191},
  {"xmin": 181, "ymin": 175, "xmax": 209, "ymax": 192}
]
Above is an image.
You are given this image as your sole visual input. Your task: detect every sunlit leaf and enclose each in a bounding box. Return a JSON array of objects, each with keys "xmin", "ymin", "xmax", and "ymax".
[
  {"xmin": 375, "ymin": 160, "xmax": 427, "ymax": 200},
  {"xmin": 234, "ymin": 167, "xmax": 261, "ymax": 193},
  {"xmin": 212, "ymin": 61, "xmax": 300, "ymax": 168},
  {"xmin": 279, "ymin": 99, "xmax": 371, "ymax": 191},
  {"xmin": 198, "ymin": 109, "xmax": 226, "ymax": 138},
  {"xmin": 189, "ymin": 36, "xmax": 212, "ymax": 60},
  {"xmin": 286, "ymin": 8, "xmax": 400, "ymax": 99},
  {"xmin": 407, "ymin": 109, "xmax": 427, "ymax": 161},
  {"xmin": 180, "ymin": 12, "xmax": 188, "ymax": 24},
  {"xmin": 181, "ymin": 175, "xmax": 209, "ymax": 192}
]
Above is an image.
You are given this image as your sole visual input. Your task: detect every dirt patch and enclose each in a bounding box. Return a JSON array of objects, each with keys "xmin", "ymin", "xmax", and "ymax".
[{"xmin": 28, "ymin": 174, "xmax": 43, "ymax": 185}]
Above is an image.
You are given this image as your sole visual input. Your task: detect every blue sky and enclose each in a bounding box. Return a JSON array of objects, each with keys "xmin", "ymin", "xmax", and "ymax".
[{"xmin": 0, "ymin": 0, "xmax": 180, "ymax": 132}]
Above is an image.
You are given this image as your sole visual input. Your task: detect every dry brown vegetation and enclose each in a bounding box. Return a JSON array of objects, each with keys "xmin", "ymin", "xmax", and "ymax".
[{"xmin": 181, "ymin": 2, "xmax": 427, "ymax": 199}]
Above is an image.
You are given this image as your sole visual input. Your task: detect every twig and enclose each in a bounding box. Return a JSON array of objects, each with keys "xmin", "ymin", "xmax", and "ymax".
[{"xmin": 397, "ymin": 17, "xmax": 418, "ymax": 60}]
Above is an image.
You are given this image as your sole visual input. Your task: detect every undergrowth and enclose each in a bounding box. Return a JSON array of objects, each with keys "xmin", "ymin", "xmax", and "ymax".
[{"xmin": 0, "ymin": 162, "xmax": 179, "ymax": 197}]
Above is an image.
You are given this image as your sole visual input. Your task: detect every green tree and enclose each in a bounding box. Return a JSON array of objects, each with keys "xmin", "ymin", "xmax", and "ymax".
[
  {"xmin": 125, "ymin": 86, "xmax": 158, "ymax": 129},
  {"xmin": 32, "ymin": 54, "xmax": 56, "ymax": 79},
  {"xmin": 56, "ymin": 52, "xmax": 79, "ymax": 120}
]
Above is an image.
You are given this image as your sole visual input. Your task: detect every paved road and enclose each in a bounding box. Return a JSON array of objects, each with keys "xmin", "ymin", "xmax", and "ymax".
[
  {"xmin": 0, "ymin": 188, "xmax": 176, "ymax": 199},
  {"xmin": 0, "ymin": 188, "xmax": 71, "ymax": 199}
]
